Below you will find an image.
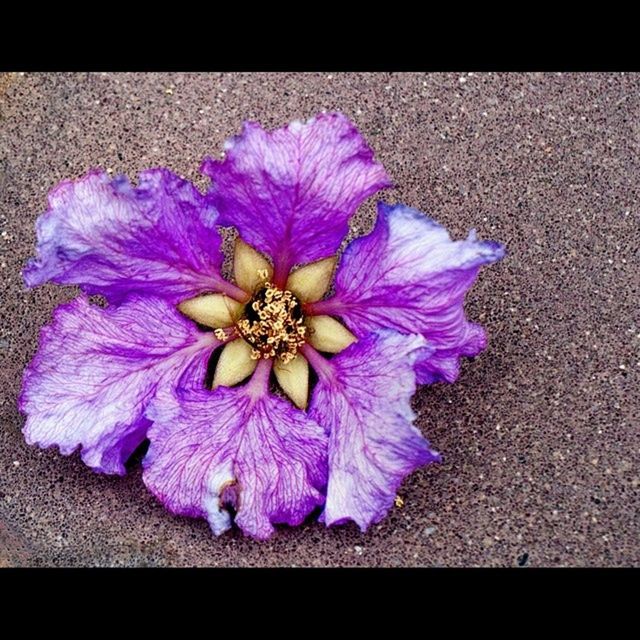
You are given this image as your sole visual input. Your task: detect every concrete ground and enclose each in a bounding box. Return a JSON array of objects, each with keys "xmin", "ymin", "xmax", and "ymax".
[{"xmin": 0, "ymin": 72, "xmax": 638, "ymax": 567}]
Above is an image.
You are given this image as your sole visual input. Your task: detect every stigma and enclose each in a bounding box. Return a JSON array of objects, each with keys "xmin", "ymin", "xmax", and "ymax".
[{"xmin": 235, "ymin": 282, "xmax": 307, "ymax": 364}]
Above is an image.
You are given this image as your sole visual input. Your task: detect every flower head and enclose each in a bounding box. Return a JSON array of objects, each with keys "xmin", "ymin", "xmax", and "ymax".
[{"xmin": 20, "ymin": 113, "xmax": 504, "ymax": 539}]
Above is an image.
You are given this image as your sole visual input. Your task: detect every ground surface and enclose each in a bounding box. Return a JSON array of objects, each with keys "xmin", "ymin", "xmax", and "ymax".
[{"xmin": 0, "ymin": 72, "xmax": 638, "ymax": 567}]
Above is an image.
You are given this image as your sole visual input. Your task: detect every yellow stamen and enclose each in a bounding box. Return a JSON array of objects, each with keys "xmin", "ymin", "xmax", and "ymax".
[{"xmin": 235, "ymin": 282, "xmax": 307, "ymax": 362}]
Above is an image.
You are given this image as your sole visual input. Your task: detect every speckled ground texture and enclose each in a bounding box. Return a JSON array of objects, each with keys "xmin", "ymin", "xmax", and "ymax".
[{"xmin": 0, "ymin": 72, "xmax": 638, "ymax": 568}]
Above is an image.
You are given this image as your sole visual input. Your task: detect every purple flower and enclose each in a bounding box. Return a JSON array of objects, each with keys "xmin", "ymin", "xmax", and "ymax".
[{"xmin": 20, "ymin": 113, "xmax": 504, "ymax": 539}]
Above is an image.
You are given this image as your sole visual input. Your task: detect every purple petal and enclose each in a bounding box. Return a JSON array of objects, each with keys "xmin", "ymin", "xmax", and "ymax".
[
  {"xmin": 143, "ymin": 371, "xmax": 328, "ymax": 540},
  {"xmin": 308, "ymin": 331, "xmax": 440, "ymax": 531},
  {"xmin": 313, "ymin": 203, "xmax": 505, "ymax": 384},
  {"xmin": 201, "ymin": 113, "xmax": 391, "ymax": 280},
  {"xmin": 19, "ymin": 296, "xmax": 217, "ymax": 475},
  {"xmin": 24, "ymin": 168, "xmax": 240, "ymax": 304}
]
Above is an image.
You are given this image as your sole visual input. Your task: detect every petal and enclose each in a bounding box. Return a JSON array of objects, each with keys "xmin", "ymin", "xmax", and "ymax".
[
  {"xmin": 415, "ymin": 321, "xmax": 488, "ymax": 384},
  {"xmin": 24, "ymin": 168, "xmax": 242, "ymax": 304},
  {"xmin": 233, "ymin": 238, "xmax": 273, "ymax": 294},
  {"xmin": 273, "ymin": 353, "xmax": 309, "ymax": 409},
  {"xmin": 178, "ymin": 293, "xmax": 244, "ymax": 328},
  {"xmin": 313, "ymin": 203, "xmax": 505, "ymax": 384},
  {"xmin": 212, "ymin": 338, "xmax": 258, "ymax": 389},
  {"xmin": 308, "ymin": 331, "xmax": 440, "ymax": 531},
  {"xmin": 201, "ymin": 113, "xmax": 391, "ymax": 278},
  {"xmin": 143, "ymin": 370, "xmax": 328, "ymax": 540},
  {"xmin": 286, "ymin": 256, "xmax": 336, "ymax": 303},
  {"xmin": 19, "ymin": 296, "xmax": 217, "ymax": 475},
  {"xmin": 305, "ymin": 315, "xmax": 357, "ymax": 353}
]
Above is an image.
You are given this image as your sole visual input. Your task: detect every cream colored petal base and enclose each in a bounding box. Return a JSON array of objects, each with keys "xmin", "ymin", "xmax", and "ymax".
[
  {"xmin": 286, "ymin": 256, "xmax": 337, "ymax": 303},
  {"xmin": 234, "ymin": 238, "xmax": 273, "ymax": 294},
  {"xmin": 306, "ymin": 315, "xmax": 357, "ymax": 353},
  {"xmin": 212, "ymin": 338, "xmax": 258, "ymax": 388},
  {"xmin": 273, "ymin": 354, "xmax": 309, "ymax": 410},
  {"xmin": 178, "ymin": 294, "xmax": 244, "ymax": 329}
]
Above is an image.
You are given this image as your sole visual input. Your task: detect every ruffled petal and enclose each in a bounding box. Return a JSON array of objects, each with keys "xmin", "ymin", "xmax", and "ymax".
[
  {"xmin": 19, "ymin": 296, "xmax": 217, "ymax": 475},
  {"xmin": 23, "ymin": 168, "xmax": 240, "ymax": 304},
  {"xmin": 308, "ymin": 331, "xmax": 440, "ymax": 531},
  {"xmin": 143, "ymin": 369, "xmax": 328, "ymax": 540},
  {"xmin": 313, "ymin": 203, "xmax": 505, "ymax": 384},
  {"xmin": 201, "ymin": 113, "xmax": 391, "ymax": 279}
]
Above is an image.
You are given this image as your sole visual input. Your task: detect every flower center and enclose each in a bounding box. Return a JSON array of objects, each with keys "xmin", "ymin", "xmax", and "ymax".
[{"xmin": 236, "ymin": 281, "xmax": 307, "ymax": 364}]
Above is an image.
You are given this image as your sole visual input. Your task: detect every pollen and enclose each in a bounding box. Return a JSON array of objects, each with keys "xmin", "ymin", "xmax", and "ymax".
[
  {"xmin": 213, "ymin": 328, "xmax": 228, "ymax": 341},
  {"xmin": 236, "ymin": 282, "xmax": 307, "ymax": 362}
]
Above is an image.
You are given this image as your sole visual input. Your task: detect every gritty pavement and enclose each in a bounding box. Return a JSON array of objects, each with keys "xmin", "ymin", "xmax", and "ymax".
[{"xmin": 0, "ymin": 72, "xmax": 638, "ymax": 567}]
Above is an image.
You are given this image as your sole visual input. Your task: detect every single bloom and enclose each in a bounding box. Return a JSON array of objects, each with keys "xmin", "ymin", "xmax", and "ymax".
[{"xmin": 20, "ymin": 112, "xmax": 505, "ymax": 539}]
